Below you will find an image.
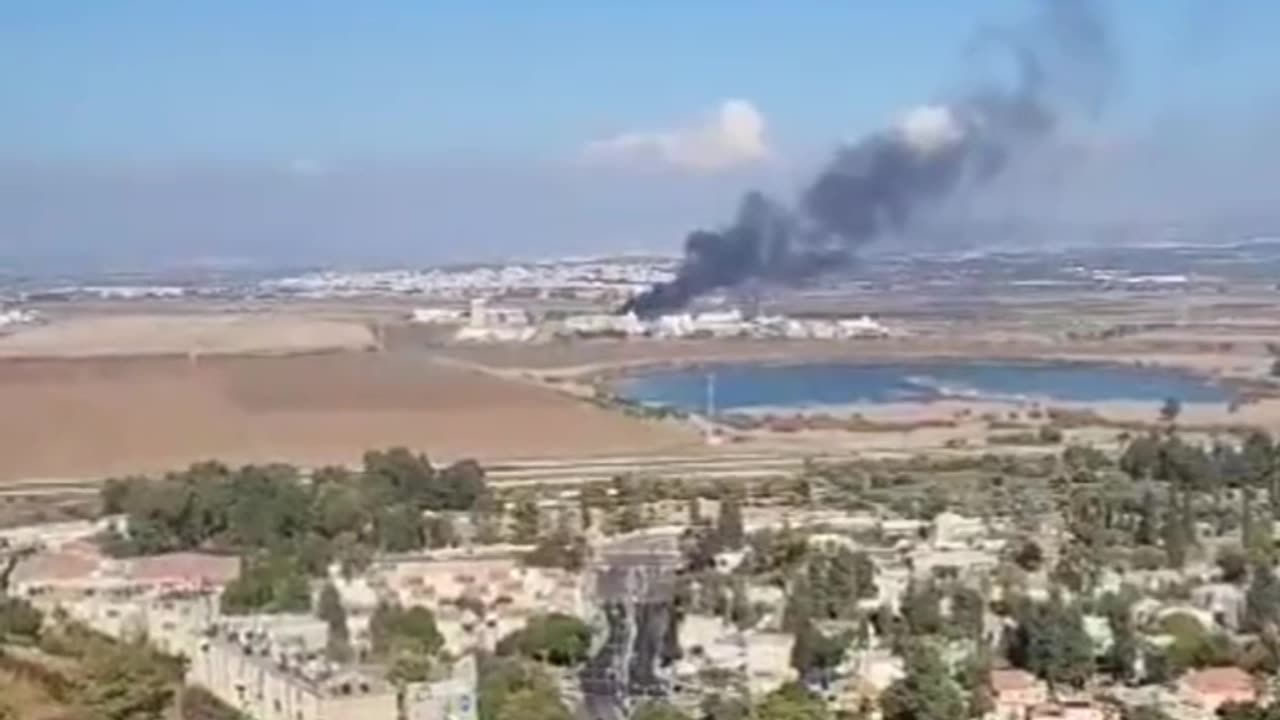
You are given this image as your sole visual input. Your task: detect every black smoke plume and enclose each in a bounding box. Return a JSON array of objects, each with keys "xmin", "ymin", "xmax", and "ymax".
[{"xmin": 622, "ymin": 0, "xmax": 1111, "ymax": 318}]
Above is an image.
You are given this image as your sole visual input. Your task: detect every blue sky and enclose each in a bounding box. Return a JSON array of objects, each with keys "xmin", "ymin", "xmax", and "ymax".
[{"xmin": 1, "ymin": 1, "xmax": 1278, "ymax": 268}]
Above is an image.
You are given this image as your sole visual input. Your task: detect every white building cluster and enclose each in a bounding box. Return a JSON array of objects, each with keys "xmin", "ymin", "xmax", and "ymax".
[
  {"xmin": 263, "ymin": 259, "xmax": 675, "ymax": 301},
  {"xmin": 450, "ymin": 298, "xmax": 537, "ymax": 343},
  {"xmin": 561, "ymin": 309, "xmax": 894, "ymax": 341},
  {"xmin": 409, "ymin": 301, "xmax": 894, "ymax": 344},
  {"xmin": 0, "ymin": 306, "xmax": 40, "ymax": 330}
]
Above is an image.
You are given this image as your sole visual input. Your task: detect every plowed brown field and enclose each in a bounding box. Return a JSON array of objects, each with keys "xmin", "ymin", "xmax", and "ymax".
[{"xmin": 0, "ymin": 352, "xmax": 697, "ymax": 481}]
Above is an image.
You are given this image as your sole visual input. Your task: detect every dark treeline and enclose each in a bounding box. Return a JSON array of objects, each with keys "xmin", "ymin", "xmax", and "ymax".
[{"xmin": 100, "ymin": 448, "xmax": 490, "ymax": 613}]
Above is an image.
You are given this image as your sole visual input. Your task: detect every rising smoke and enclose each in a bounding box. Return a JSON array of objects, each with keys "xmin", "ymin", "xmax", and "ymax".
[{"xmin": 622, "ymin": 0, "xmax": 1112, "ymax": 318}]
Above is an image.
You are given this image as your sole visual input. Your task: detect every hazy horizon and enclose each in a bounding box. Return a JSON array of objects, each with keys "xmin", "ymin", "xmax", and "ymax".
[{"xmin": 3, "ymin": 1, "xmax": 1279, "ymax": 273}]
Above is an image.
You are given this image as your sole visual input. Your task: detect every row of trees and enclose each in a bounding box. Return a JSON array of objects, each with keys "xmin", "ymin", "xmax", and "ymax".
[
  {"xmin": 1119, "ymin": 430, "xmax": 1278, "ymax": 499},
  {"xmin": 1041, "ymin": 429, "xmax": 1280, "ymax": 596},
  {"xmin": 100, "ymin": 448, "xmax": 490, "ymax": 613},
  {"xmin": 104, "ymin": 449, "xmax": 487, "ymax": 557}
]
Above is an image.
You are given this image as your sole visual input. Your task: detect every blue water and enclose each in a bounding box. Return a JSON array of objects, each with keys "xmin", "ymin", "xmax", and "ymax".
[{"xmin": 614, "ymin": 361, "xmax": 1230, "ymax": 413}]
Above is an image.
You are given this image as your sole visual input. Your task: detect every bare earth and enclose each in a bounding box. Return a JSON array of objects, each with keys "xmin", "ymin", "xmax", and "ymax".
[
  {"xmin": 0, "ymin": 314, "xmax": 377, "ymax": 358},
  {"xmin": 0, "ymin": 352, "xmax": 699, "ymax": 481},
  {"xmin": 2, "ymin": 292, "xmax": 1277, "ymax": 482}
]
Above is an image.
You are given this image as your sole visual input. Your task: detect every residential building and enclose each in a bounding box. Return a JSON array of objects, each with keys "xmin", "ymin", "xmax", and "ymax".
[
  {"xmin": 189, "ymin": 628, "xmax": 397, "ymax": 720},
  {"xmin": 989, "ymin": 669, "xmax": 1049, "ymax": 720},
  {"xmin": 372, "ymin": 550, "xmax": 586, "ymax": 652},
  {"xmin": 1178, "ymin": 667, "xmax": 1260, "ymax": 713},
  {"xmin": 11, "ymin": 543, "xmax": 239, "ymax": 606}
]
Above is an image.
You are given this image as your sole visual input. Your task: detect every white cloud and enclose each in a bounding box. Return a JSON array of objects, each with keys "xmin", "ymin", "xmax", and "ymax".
[
  {"xmin": 897, "ymin": 104, "xmax": 965, "ymax": 155},
  {"xmin": 582, "ymin": 99, "xmax": 770, "ymax": 172}
]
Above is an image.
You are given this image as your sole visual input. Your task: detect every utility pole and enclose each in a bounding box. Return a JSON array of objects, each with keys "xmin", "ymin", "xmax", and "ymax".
[{"xmin": 705, "ymin": 371, "xmax": 716, "ymax": 419}]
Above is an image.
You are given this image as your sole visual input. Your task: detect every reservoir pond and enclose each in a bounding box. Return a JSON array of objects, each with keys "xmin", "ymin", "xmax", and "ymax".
[{"xmin": 613, "ymin": 361, "xmax": 1230, "ymax": 413}]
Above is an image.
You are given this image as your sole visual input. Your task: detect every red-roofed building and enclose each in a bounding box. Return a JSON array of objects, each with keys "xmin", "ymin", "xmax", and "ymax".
[
  {"xmin": 127, "ymin": 552, "xmax": 240, "ymax": 592},
  {"xmin": 1178, "ymin": 667, "xmax": 1260, "ymax": 712},
  {"xmin": 990, "ymin": 669, "xmax": 1049, "ymax": 720},
  {"xmin": 9, "ymin": 543, "xmax": 106, "ymax": 598},
  {"xmin": 11, "ymin": 545, "xmax": 239, "ymax": 602}
]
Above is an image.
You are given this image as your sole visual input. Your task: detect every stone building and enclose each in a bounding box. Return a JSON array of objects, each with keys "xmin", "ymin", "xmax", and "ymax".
[{"xmin": 188, "ymin": 628, "xmax": 397, "ymax": 720}]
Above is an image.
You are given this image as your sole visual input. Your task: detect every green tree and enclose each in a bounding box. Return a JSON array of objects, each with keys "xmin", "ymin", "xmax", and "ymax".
[
  {"xmin": 1246, "ymin": 561, "xmax": 1280, "ymax": 632},
  {"xmin": 1130, "ymin": 546, "xmax": 1165, "ymax": 571},
  {"xmin": 425, "ymin": 515, "xmax": 460, "ymax": 549},
  {"xmin": 0, "ymin": 597, "xmax": 43, "ymax": 640},
  {"xmin": 579, "ymin": 485, "xmax": 608, "ymax": 531},
  {"xmin": 728, "ymin": 578, "xmax": 757, "ymax": 631},
  {"xmin": 496, "ymin": 613, "xmax": 593, "ymax": 667},
  {"xmin": 220, "ymin": 551, "xmax": 312, "ymax": 615},
  {"xmin": 177, "ymin": 687, "xmax": 246, "ymax": 720},
  {"xmin": 1005, "ymin": 593, "xmax": 1094, "ymax": 690},
  {"xmin": 316, "ymin": 582, "xmax": 352, "ymax": 663},
  {"xmin": 702, "ymin": 695, "xmax": 751, "ymax": 720},
  {"xmin": 1098, "ymin": 591, "xmax": 1138, "ymax": 682},
  {"xmin": 881, "ymin": 641, "xmax": 965, "ymax": 720},
  {"xmin": 226, "ymin": 464, "xmax": 312, "ymax": 548},
  {"xmin": 524, "ymin": 530, "xmax": 589, "ymax": 572},
  {"xmin": 369, "ymin": 603, "xmax": 444, "ymax": 675},
  {"xmin": 494, "ymin": 688, "xmax": 573, "ymax": 720},
  {"xmin": 1120, "ymin": 434, "xmax": 1162, "ymax": 481},
  {"xmin": 1052, "ymin": 541, "xmax": 1100, "ymax": 594},
  {"xmin": 958, "ymin": 649, "xmax": 995, "ymax": 719},
  {"xmin": 615, "ymin": 498, "xmax": 646, "ymax": 534},
  {"xmin": 75, "ymin": 638, "xmax": 178, "ymax": 720},
  {"xmin": 790, "ymin": 618, "xmax": 850, "ymax": 684},
  {"xmin": 1242, "ymin": 431, "xmax": 1275, "ymax": 485},
  {"xmin": 716, "ymin": 495, "xmax": 745, "ymax": 550},
  {"xmin": 1216, "ymin": 702, "xmax": 1280, "ymax": 720},
  {"xmin": 1011, "ymin": 539, "xmax": 1044, "ymax": 572},
  {"xmin": 1160, "ymin": 397, "xmax": 1182, "ymax": 423},
  {"xmin": 436, "ymin": 459, "xmax": 488, "ymax": 511},
  {"xmin": 1063, "ymin": 444, "xmax": 1109, "ymax": 479},
  {"xmin": 826, "ymin": 547, "xmax": 877, "ymax": 609},
  {"xmin": 1162, "ymin": 484, "xmax": 1190, "ymax": 569},
  {"xmin": 374, "ymin": 505, "xmax": 425, "ymax": 553},
  {"xmin": 1158, "ymin": 612, "xmax": 1233, "ymax": 673},
  {"xmin": 746, "ymin": 526, "xmax": 811, "ymax": 578},
  {"xmin": 310, "ymin": 478, "xmax": 366, "ymax": 539},
  {"xmin": 755, "ymin": 682, "xmax": 832, "ymax": 720},
  {"xmin": 478, "ymin": 658, "xmax": 572, "ymax": 720},
  {"xmin": 631, "ymin": 701, "xmax": 694, "ymax": 720},
  {"xmin": 511, "ymin": 498, "xmax": 541, "ymax": 544},
  {"xmin": 686, "ymin": 496, "xmax": 705, "ymax": 528},
  {"xmin": 363, "ymin": 448, "xmax": 434, "ymax": 506},
  {"xmin": 473, "ymin": 492, "xmax": 504, "ymax": 545},
  {"xmin": 1134, "ymin": 487, "xmax": 1159, "ymax": 546},
  {"xmin": 901, "ymin": 581, "xmax": 944, "ymax": 636},
  {"xmin": 1242, "ymin": 488, "xmax": 1277, "ymax": 565},
  {"xmin": 1218, "ymin": 545, "xmax": 1250, "ymax": 584},
  {"xmin": 100, "ymin": 476, "xmax": 140, "ymax": 515},
  {"xmin": 782, "ymin": 576, "xmax": 815, "ymax": 634},
  {"xmin": 949, "ymin": 586, "xmax": 985, "ymax": 641}
]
